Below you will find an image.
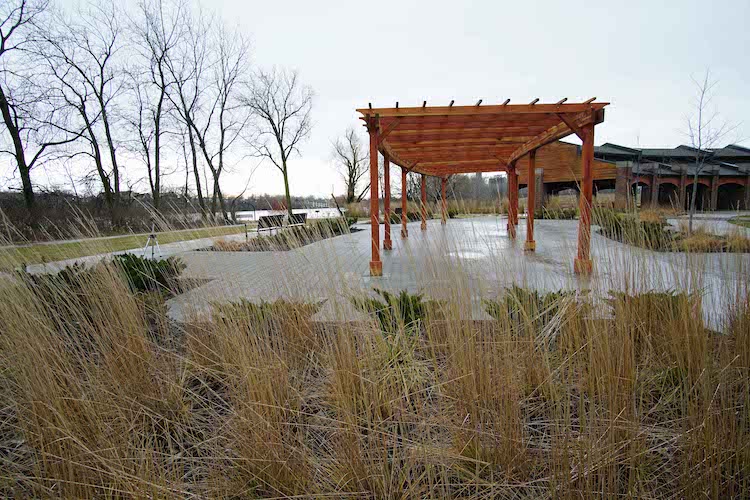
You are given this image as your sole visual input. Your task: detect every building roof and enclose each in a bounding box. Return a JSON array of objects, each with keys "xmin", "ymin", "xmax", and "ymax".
[
  {"xmin": 594, "ymin": 142, "xmax": 750, "ymax": 176},
  {"xmin": 710, "ymin": 144, "xmax": 750, "ymax": 159}
]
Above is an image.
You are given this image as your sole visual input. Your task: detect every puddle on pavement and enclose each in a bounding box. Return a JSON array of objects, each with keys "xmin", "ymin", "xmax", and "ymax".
[{"xmin": 448, "ymin": 250, "xmax": 488, "ymax": 260}]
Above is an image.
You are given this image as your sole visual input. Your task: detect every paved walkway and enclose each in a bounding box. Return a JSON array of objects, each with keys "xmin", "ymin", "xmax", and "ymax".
[
  {"xmin": 168, "ymin": 216, "xmax": 749, "ymax": 330},
  {"xmin": 24, "ymin": 232, "xmax": 251, "ymax": 273},
  {"xmin": 667, "ymin": 211, "xmax": 750, "ymax": 236}
]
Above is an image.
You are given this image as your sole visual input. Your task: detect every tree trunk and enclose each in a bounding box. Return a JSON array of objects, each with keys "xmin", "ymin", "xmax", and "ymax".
[
  {"xmin": 282, "ymin": 160, "xmax": 293, "ymax": 218},
  {"xmin": 213, "ymin": 177, "xmax": 228, "ymax": 222},
  {"xmin": 688, "ymin": 172, "xmax": 700, "ymax": 235},
  {"xmin": 99, "ymin": 102, "xmax": 121, "ymax": 226},
  {"xmin": 0, "ymin": 85, "xmax": 35, "ymax": 212},
  {"xmin": 82, "ymin": 109, "xmax": 117, "ymax": 224},
  {"xmin": 187, "ymin": 127, "xmax": 206, "ymax": 218},
  {"xmin": 152, "ymin": 83, "xmax": 166, "ymax": 211}
]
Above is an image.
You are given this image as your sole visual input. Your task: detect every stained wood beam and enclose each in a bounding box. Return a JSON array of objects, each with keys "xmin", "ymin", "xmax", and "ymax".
[
  {"xmin": 395, "ymin": 143, "xmax": 530, "ymax": 152},
  {"xmin": 507, "ymin": 109, "xmax": 605, "ymax": 164},
  {"xmin": 358, "ymin": 102, "xmax": 607, "ymax": 118},
  {"xmin": 377, "ymin": 117, "xmax": 402, "ymax": 142},
  {"xmin": 378, "ymin": 140, "xmax": 412, "ymax": 170},
  {"xmin": 380, "ymin": 116, "xmax": 559, "ymax": 129},
  {"xmin": 420, "ymin": 158, "xmax": 500, "ymax": 166},
  {"xmin": 420, "ymin": 164, "xmax": 509, "ymax": 175},
  {"xmin": 389, "ymin": 126, "xmax": 550, "ymax": 136},
  {"xmin": 399, "ymin": 154, "xmax": 514, "ymax": 163},
  {"xmin": 556, "ymin": 113, "xmax": 585, "ymax": 141}
]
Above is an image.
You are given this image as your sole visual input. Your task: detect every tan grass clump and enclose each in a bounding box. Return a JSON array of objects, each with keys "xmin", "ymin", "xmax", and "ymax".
[{"xmin": 0, "ymin": 218, "xmax": 748, "ymax": 498}]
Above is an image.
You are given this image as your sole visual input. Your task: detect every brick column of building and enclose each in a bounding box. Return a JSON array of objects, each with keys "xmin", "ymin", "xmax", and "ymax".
[
  {"xmin": 639, "ymin": 180, "xmax": 651, "ymax": 206},
  {"xmin": 710, "ymin": 173, "xmax": 720, "ymax": 211},
  {"xmin": 614, "ymin": 162, "xmax": 632, "ymax": 210},
  {"xmin": 534, "ymin": 168, "xmax": 544, "ymax": 210},
  {"xmin": 651, "ymin": 173, "xmax": 660, "ymax": 208}
]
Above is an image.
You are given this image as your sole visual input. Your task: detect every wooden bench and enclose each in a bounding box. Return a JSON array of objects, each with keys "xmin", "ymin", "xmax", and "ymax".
[
  {"xmin": 288, "ymin": 213, "xmax": 307, "ymax": 227},
  {"xmin": 257, "ymin": 214, "xmax": 285, "ymax": 233}
]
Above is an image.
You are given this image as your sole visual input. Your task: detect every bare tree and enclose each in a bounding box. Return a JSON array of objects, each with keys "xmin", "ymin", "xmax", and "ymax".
[
  {"xmin": 164, "ymin": 8, "xmax": 210, "ymax": 218},
  {"xmin": 244, "ymin": 68, "xmax": 313, "ymax": 218},
  {"xmin": 128, "ymin": 0, "xmax": 184, "ymax": 211},
  {"xmin": 332, "ymin": 126, "xmax": 368, "ymax": 203},
  {"xmin": 0, "ymin": 0, "xmax": 79, "ymax": 213},
  {"xmin": 194, "ymin": 24, "xmax": 250, "ymax": 222},
  {"xmin": 685, "ymin": 70, "xmax": 735, "ymax": 234},
  {"xmin": 40, "ymin": 0, "xmax": 127, "ymax": 225}
]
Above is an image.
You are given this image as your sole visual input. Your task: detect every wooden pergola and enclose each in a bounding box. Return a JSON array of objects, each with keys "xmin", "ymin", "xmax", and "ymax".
[{"xmin": 358, "ymin": 98, "xmax": 608, "ymax": 276}]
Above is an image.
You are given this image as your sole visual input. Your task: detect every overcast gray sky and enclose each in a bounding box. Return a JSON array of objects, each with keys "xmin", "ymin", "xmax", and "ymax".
[
  {"xmin": 218, "ymin": 0, "xmax": 748, "ymax": 198},
  {"xmin": 19, "ymin": 0, "xmax": 750, "ymax": 198}
]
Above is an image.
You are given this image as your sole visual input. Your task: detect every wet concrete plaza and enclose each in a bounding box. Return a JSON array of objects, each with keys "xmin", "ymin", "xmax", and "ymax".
[{"xmin": 167, "ymin": 215, "xmax": 750, "ymax": 328}]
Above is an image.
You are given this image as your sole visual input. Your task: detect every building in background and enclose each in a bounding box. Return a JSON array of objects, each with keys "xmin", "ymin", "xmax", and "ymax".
[
  {"xmin": 600, "ymin": 143, "xmax": 750, "ymax": 211},
  {"xmin": 517, "ymin": 141, "xmax": 750, "ymax": 211}
]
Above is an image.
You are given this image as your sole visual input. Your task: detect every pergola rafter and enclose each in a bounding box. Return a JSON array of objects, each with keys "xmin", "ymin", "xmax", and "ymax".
[{"xmin": 358, "ymin": 98, "xmax": 608, "ymax": 277}]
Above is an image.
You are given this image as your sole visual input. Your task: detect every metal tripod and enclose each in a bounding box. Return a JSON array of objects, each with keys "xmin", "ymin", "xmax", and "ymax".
[{"xmin": 142, "ymin": 224, "xmax": 162, "ymax": 259}]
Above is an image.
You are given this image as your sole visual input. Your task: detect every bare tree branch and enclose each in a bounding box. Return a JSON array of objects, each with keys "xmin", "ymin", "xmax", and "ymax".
[{"xmin": 243, "ymin": 67, "xmax": 313, "ymax": 217}]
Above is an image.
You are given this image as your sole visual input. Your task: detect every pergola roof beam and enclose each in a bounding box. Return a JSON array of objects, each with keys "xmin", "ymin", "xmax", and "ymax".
[
  {"xmin": 357, "ymin": 102, "xmax": 606, "ymax": 118},
  {"xmin": 508, "ymin": 109, "xmax": 605, "ymax": 163},
  {"xmin": 359, "ymin": 100, "xmax": 608, "ymax": 177}
]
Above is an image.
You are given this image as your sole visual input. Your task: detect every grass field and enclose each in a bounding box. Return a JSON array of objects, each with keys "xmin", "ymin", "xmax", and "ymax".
[
  {"xmin": 0, "ymin": 214, "xmax": 748, "ymax": 498},
  {"xmin": 0, "ymin": 224, "xmax": 252, "ymax": 270}
]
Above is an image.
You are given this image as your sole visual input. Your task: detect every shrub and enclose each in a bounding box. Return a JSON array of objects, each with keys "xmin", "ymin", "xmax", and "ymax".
[
  {"xmin": 351, "ymin": 288, "xmax": 444, "ymax": 334},
  {"xmin": 112, "ymin": 254, "xmax": 186, "ymax": 293},
  {"xmin": 483, "ymin": 285, "xmax": 580, "ymax": 340},
  {"xmin": 212, "ymin": 217, "xmax": 354, "ymax": 252},
  {"xmin": 447, "ymin": 199, "xmax": 498, "ymax": 215},
  {"xmin": 388, "ymin": 211, "xmax": 422, "ymax": 224},
  {"xmin": 594, "ymin": 208, "xmax": 673, "ymax": 249},
  {"xmin": 607, "ymin": 289, "xmax": 705, "ymax": 368},
  {"xmin": 596, "ymin": 208, "xmax": 750, "ymax": 253},
  {"xmin": 211, "ymin": 298, "xmax": 324, "ymax": 330},
  {"xmin": 535, "ymin": 207, "xmax": 577, "ymax": 220},
  {"xmin": 18, "ymin": 254, "xmax": 185, "ymax": 297},
  {"xmin": 213, "ymin": 238, "xmax": 245, "ymax": 251}
]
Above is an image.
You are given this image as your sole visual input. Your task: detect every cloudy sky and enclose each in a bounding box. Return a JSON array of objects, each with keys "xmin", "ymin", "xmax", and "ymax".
[
  {"xmin": 15, "ymin": 0, "xmax": 750, "ymax": 198},
  {"xmin": 216, "ymin": 0, "xmax": 748, "ymax": 198}
]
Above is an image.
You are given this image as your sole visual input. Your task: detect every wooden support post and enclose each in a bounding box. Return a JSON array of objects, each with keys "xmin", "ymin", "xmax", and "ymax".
[
  {"xmin": 368, "ymin": 124, "xmax": 382, "ymax": 276},
  {"xmin": 508, "ymin": 166, "xmax": 517, "ymax": 238},
  {"xmin": 441, "ymin": 177, "xmax": 447, "ymax": 225},
  {"xmin": 383, "ymin": 154, "xmax": 392, "ymax": 250},
  {"xmin": 574, "ymin": 123, "xmax": 594, "ymax": 274},
  {"xmin": 401, "ymin": 167, "xmax": 408, "ymax": 237},
  {"xmin": 420, "ymin": 174, "xmax": 427, "ymax": 230},
  {"xmin": 524, "ymin": 150, "xmax": 536, "ymax": 251}
]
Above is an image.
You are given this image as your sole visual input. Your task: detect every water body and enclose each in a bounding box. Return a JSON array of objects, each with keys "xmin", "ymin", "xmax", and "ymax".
[{"xmin": 234, "ymin": 207, "xmax": 342, "ymax": 221}]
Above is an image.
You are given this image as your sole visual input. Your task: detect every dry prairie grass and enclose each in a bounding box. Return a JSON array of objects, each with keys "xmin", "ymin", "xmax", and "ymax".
[{"xmin": 0, "ymin": 219, "xmax": 748, "ymax": 498}]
